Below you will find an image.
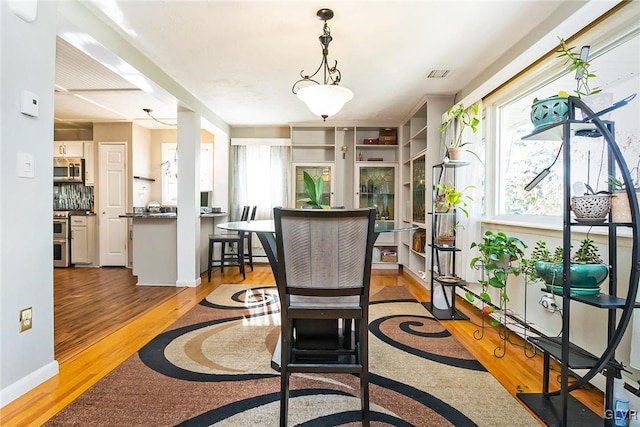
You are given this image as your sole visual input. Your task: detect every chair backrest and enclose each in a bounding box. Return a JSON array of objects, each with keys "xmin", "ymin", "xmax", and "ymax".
[
  {"xmin": 273, "ymin": 207, "xmax": 376, "ymax": 300},
  {"xmin": 250, "ymin": 206, "xmax": 257, "ymax": 220},
  {"xmin": 239, "ymin": 205, "xmax": 250, "ymax": 221}
]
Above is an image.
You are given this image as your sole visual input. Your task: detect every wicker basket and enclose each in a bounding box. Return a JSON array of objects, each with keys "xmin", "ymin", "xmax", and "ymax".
[{"xmin": 381, "ymin": 251, "xmax": 397, "ymax": 262}]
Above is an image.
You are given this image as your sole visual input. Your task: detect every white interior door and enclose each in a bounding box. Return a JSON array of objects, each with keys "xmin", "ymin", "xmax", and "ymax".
[{"xmin": 99, "ymin": 143, "xmax": 128, "ymax": 266}]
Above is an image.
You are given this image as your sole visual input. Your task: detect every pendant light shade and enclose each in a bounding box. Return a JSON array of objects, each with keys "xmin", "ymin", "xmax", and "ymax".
[
  {"xmin": 292, "ymin": 8, "xmax": 353, "ymax": 121},
  {"xmin": 296, "ymin": 85, "xmax": 354, "ymax": 120}
]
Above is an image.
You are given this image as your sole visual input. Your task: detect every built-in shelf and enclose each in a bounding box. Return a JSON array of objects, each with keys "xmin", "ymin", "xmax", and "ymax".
[{"xmin": 134, "ymin": 176, "xmax": 155, "ymax": 182}]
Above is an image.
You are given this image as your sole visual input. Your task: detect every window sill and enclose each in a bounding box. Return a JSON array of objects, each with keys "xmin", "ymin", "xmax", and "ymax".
[{"xmin": 482, "ymin": 215, "xmax": 635, "ymax": 241}]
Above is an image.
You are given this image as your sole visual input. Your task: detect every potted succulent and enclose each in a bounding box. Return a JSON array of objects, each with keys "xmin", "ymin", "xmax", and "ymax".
[
  {"xmin": 434, "ymin": 182, "xmax": 475, "ymax": 217},
  {"xmin": 299, "ymin": 171, "xmax": 328, "ymax": 208},
  {"xmin": 529, "ymin": 238, "xmax": 609, "ymax": 295},
  {"xmin": 467, "ymin": 231, "xmax": 527, "ymax": 312},
  {"xmin": 530, "ymin": 37, "xmax": 602, "ymax": 129},
  {"xmin": 438, "ymin": 103, "xmax": 480, "ymax": 161}
]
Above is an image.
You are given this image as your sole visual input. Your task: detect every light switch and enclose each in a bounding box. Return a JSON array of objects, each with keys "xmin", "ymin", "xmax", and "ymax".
[
  {"xmin": 21, "ymin": 90, "xmax": 39, "ymax": 117},
  {"xmin": 18, "ymin": 152, "xmax": 34, "ymax": 178}
]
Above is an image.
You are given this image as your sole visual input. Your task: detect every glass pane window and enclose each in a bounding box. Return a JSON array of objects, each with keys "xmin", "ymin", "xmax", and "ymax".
[{"xmin": 497, "ymin": 35, "xmax": 640, "ymax": 216}]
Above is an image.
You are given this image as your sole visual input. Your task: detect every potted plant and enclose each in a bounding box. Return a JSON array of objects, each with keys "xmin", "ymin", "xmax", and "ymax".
[
  {"xmin": 438, "ymin": 103, "xmax": 480, "ymax": 161},
  {"xmin": 467, "ymin": 231, "xmax": 527, "ymax": 311},
  {"xmin": 299, "ymin": 171, "xmax": 327, "ymax": 208},
  {"xmin": 530, "ymin": 37, "xmax": 602, "ymax": 129},
  {"xmin": 608, "ymin": 169, "xmax": 640, "ymax": 223},
  {"xmin": 570, "ymin": 185, "xmax": 611, "ymax": 223},
  {"xmin": 436, "ymin": 220, "xmax": 462, "ymax": 247},
  {"xmin": 434, "ymin": 182, "xmax": 475, "ymax": 217},
  {"xmin": 530, "ymin": 237, "xmax": 609, "ymax": 295}
]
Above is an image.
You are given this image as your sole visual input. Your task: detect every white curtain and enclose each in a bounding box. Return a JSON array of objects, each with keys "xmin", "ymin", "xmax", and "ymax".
[{"xmin": 230, "ymin": 145, "xmax": 291, "ymax": 249}]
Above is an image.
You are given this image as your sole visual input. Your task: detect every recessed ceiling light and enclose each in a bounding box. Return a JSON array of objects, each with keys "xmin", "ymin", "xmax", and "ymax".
[{"xmin": 427, "ymin": 70, "xmax": 450, "ymax": 78}]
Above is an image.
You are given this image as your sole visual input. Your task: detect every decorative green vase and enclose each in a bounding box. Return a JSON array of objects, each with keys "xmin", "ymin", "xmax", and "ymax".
[{"xmin": 534, "ymin": 261, "xmax": 609, "ymax": 289}]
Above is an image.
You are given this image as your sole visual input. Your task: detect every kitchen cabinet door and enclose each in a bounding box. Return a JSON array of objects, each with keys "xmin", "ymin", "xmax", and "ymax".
[
  {"xmin": 292, "ymin": 163, "xmax": 334, "ymax": 208},
  {"xmin": 54, "ymin": 141, "xmax": 84, "ymax": 158},
  {"xmin": 71, "ymin": 216, "xmax": 91, "ymax": 264},
  {"xmin": 84, "ymin": 141, "xmax": 95, "ymax": 185}
]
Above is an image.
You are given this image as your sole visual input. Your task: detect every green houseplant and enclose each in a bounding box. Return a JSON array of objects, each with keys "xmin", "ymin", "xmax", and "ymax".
[
  {"xmin": 527, "ymin": 238, "xmax": 608, "ymax": 295},
  {"xmin": 531, "ymin": 37, "xmax": 602, "ymax": 129},
  {"xmin": 438, "ymin": 103, "xmax": 480, "ymax": 160},
  {"xmin": 434, "ymin": 182, "xmax": 475, "ymax": 217},
  {"xmin": 468, "ymin": 231, "xmax": 527, "ymax": 313},
  {"xmin": 299, "ymin": 171, "xmax": 327, "ymax": 208}
]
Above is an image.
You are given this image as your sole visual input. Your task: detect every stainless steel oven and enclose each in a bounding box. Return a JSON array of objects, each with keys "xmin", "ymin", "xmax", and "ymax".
[{"xmin": 54, "ymin": 213, "xmax": 70, "ymax": 267}]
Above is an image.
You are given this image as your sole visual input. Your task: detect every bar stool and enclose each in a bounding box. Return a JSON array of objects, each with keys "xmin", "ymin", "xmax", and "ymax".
[{"xmin": 207, "ymin": 206, "xmax": 249, "ymax": 281}]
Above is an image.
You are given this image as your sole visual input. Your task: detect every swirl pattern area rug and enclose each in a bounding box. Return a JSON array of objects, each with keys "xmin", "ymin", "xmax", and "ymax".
[{"xmin": 46, "ymin": 285, "xmax": 539, "ymax": 426}]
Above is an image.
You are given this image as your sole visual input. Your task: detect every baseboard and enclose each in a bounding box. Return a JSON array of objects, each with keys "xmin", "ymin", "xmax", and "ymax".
[{"xmin": 0, "ymin": 360, "xmax": 59, "ymax": 407}]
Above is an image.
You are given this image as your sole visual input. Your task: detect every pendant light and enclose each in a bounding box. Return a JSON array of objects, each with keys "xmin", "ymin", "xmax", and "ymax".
[{"xmin": 292, "ymin": 8, "xmax": 353, "ymax": 121}]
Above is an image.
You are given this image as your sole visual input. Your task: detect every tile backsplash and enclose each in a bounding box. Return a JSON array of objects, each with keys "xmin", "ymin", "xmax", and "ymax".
[{"xmin": 54, "ymin": 183, "xmax": 94, "ymax": 210}]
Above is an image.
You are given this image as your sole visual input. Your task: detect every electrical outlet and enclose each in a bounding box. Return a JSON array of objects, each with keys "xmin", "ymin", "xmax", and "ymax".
[
  {"xmin": 539, "ymin": 294, "xmax": 557, "ymax": 313},
  {"xmin": 19, "ymin": 307, "xmax": 32, "ymax": 332}
]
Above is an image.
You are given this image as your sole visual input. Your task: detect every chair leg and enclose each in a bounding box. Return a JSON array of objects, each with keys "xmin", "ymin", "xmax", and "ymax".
[
  {"xmin": 220, "ymin": 242, "xmax": 226, "ymax": 272},
  {"xmin": 280, "ymin": 370, "xmax": 289, "ymax": 427},
  {"xmin": 247, "ymin": 234, "xmax": 254, "ymax": 271},
  {"xmin": 207, "ymin": 239, "xmax": 214, "ymax": 282},
  {"xmin": 280, "ymin": 322, "xmax": 292, "ymax": 427},
  {"xmin": 238, "ymin": 237, "xmax": 246, "ymax": 280},
  {"xmin": 358, "ymin": 318, "xmax": 370, "ymax": 426},
  {"xmin": 361, "ymin": 370, "xmax": 370, "ymax": 426}
]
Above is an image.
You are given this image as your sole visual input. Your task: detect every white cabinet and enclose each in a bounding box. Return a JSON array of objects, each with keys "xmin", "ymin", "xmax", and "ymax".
[
  {"xmin": 291, "ymin": 124, "xmax": 399, "ymax": 209},
  {"xmin": 54, "ymin": 141, "xmax": 84, "ymax": 158},
  {"xmin": 70, "ymin": 215, "xmax": 95, "ymax": 265},
  {"xmin": 291, "ymin": 124, "xmax": 400, "ymax": 269},
  {"xmin": 83, "ymin": 141, "xmax": 95, "ymax": 185},
  {"xmin": 355, "ymin": 163, "xmax": 398, "ymax": 268},
  {"xmin": 398, "ymin": 95, "xmax": 454, "ymax": 279}
]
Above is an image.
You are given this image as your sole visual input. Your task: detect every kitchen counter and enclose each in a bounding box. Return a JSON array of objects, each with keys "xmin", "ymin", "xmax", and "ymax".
[
  {"xmin": 120, "ymin": 212, "xmax": 177, "ymax": 218},
  {"xmin": 124, "ymin": 211, "xmax": 230, "ymax": 286},
  {"xmin": 120, "ymin": 212, "xmax": 227, "ymax": 218},
  {"xmin": 125, "ymin": 214, "xmax": 177, "ymax": 286},
  {"xmin": 69, "ymin": 211, "xmax": 97, "ymax": 216}
]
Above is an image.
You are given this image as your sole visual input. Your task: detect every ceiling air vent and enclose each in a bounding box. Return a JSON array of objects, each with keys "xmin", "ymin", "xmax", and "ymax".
[{"xmin": 427, "ymin": 70, "xmax": 450, "ymax": 78}]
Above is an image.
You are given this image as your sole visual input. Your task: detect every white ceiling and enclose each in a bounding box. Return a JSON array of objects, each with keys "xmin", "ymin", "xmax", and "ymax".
[{"xmin": 53, "ymin": 1, "xmax": 599, "ymax": 130}]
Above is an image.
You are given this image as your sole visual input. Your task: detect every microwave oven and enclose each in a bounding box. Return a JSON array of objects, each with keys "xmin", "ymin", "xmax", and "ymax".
[{"xmin": 54, "ymin": 158, "xmax": 84, "ymax": 183}]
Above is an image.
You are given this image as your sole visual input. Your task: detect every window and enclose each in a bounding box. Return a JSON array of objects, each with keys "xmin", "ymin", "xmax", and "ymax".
[
  {"xmin": 496, "ymin": 33, "xmax": 640, "ymax": 217},
  {"xmin": 161, "ymin": 142, "xmax": 215, "ymax": 206}
]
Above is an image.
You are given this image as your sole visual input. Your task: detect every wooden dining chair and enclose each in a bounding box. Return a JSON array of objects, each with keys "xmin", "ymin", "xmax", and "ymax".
[{"xmin": 273, "ymin": 207, "xmax": 376, "ymax": 427}]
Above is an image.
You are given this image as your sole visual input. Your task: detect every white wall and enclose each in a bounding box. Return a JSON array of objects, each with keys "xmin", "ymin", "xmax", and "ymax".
[{"xmin": 0, "ymin": 0, "xmax": 59, "ymax": 406}]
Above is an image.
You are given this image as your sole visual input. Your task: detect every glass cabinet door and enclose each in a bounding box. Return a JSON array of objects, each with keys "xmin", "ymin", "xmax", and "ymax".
[
  {"xmin": 355, "ymin": 164, "xmax": 396, "ymax": 223},
  {"xmin": 292, "ymin": 163, "xmax": 334, "ymax": 208},
  {"xmin": 412, "ymin": 155, "xmax": 426, "ymax": 224}
]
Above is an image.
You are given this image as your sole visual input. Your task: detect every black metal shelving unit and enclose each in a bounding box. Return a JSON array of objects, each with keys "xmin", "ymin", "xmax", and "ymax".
[
  {"xmin": 423, "ymin": 161, "xmax": 470, "ymax": 320},
  {"xmin": 516, "ymin": 96, "xmax": 640, "ymax": 426}
]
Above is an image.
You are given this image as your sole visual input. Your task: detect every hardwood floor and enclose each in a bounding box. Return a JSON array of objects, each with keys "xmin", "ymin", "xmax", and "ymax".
[{"xmin": 1, "ymin": 264, "xmax": 603, "ymax": 426}]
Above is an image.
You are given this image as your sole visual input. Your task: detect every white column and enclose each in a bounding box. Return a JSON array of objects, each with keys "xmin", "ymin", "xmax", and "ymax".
[{"xmin": 176, "ymin": 108, "xmax": 201, "ymax": 287}]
